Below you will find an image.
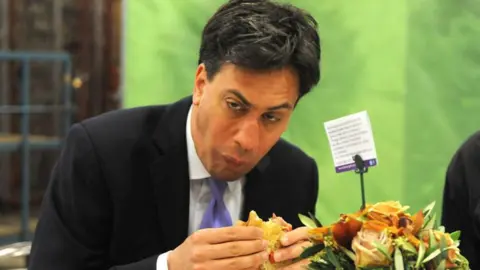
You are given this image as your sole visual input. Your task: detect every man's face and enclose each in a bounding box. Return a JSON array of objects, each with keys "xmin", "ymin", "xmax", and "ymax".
[{"xmin": 191, "ymin": 63, "xmax": 299, "ymax": 181}]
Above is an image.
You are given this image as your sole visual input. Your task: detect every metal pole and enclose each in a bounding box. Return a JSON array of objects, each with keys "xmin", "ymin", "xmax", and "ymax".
[
  {"xmin": 63, "ymin": 57, "xmax": 72, "ymax": 137},
  {"xmin": 0, "ymin": 0, "xmax": 11, "ymax": 208},
  {"xmin": 20, "ymin": 59, "xmax": 31, "ymax": 241},
  {"xmin": 93, "ymin": 0, "xmax": 104, "ymax": 116},
  {"xmin": 52, "ymin": 0, "xmax": 63, "ymax": 137},
  {"xmin": 0, "ymin": 0, "xmax": 9, "ymax": 130},
  {"xmin": 0, "ymin": 0, "xmax": 10, "ymax": 127}
]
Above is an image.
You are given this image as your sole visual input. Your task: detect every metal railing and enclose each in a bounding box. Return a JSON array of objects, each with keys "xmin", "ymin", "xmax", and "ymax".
[{"xmin": 0, "ymin": 51, "xmax": 74, "ymax": 246}]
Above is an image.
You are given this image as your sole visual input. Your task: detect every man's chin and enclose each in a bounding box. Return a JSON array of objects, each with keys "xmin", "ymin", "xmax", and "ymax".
[
  {"xmin": 211, "ymin": 169, "xmax": 248, "ymax": 182},
  {"xmin": 209, "ymin": 162, "xmax": 258, "ymax": 181},
  {"xmin": 213, "ymin": 173, "xmax": 244, "ymax": 182}
]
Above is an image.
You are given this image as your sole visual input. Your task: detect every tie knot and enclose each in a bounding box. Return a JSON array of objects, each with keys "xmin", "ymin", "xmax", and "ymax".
[{"xmin": 208, "ymin": 178, "xmax": 227, "ymax": 201}]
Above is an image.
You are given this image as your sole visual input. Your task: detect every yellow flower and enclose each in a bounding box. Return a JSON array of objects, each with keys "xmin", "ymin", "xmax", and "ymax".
[
  {"xmin": 368, "ymin": 201, "xmax": 410, "ymax": 216},
  {"xmin": 351, "ymin": 228, "xmax": 394, "ymax": 267}
]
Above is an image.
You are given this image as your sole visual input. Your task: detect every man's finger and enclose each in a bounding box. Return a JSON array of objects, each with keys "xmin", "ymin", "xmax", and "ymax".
[
  {"xmin": 206, "ymin": 251, "xmax": 269, "ymax": 270},
  {"xmin": 279, "ymin": 258, "xmax": 311, "ymax": 270},
  {"xmin": 274, "ymin": 241, "xmax": 312, "ymax": 262},
  {"xmin": 280, "ymin": 226, "xmax": 310, "ymax": 246},
  {"xmin": 202, "ymin": 239, "xmax": 268, "ymax": 260},
  {"xmin": 196, "ymin": 226, "xmax": 264, "ymax": 244}
]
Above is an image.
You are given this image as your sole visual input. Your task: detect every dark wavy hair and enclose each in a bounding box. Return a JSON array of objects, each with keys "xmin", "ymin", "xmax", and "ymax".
[{"xmin": 198, "ymin": 0, "xmax": 321, "ymax": 99}]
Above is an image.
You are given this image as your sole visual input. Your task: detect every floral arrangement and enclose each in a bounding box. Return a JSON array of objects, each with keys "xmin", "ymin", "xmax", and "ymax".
[{"xmin": 298, "ymin": 201, "xmax": 470, "ymax": 270}]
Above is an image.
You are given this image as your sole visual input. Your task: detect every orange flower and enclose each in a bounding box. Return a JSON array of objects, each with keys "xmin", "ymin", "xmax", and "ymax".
[
  {"xmin": 332, "ymin": 214, "xmax": 363, "ymax": 248},
  {"xmin": 366, "ymin": 211, "xmax": 395, "ymax": 226},
  {"xmin": 309, "ymin": 214, "xmax": 363, "ymax": 248},
  {"xmin": 410, "ymin": 211, "xmax": 424, "ymax": 234},
  {"xmin": 404, "ymin": 232, "xmax": 421, "ymax": 248},
  {"xmin": 363, "ymin": 220, "xmax": 390, "ymax": 232},
  {"xmin": 397, "ymin": 210, "xmax": 424, "ymax": 235}
]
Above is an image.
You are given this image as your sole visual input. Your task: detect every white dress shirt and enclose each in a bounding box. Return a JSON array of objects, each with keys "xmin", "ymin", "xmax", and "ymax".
[{"xmin": 156, "ymin": 106, "xmax": 245, "ymax": 269}]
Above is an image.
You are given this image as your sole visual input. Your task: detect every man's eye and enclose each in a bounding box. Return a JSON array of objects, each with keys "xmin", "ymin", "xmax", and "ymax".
[
  {"xmin": 263, "ymin": 113, "xmax": 280, "ymax": 122},
  {"xmin": 227, "ymin": 101, "xmax": 243, "ymax": 111}
]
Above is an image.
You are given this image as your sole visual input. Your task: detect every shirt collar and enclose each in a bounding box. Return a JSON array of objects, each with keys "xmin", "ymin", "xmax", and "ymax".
[
  {"xmin": 186, "ymin": 106, "xmax": 242, "ymax": 192},
  {"xmin": 186, "ymin": 106, "xmax": 210, "ymax": 180}
]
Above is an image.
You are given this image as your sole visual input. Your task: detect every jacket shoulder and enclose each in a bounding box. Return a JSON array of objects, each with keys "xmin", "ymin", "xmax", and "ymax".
[
  {"xmin": 81, "ymin": 106, "xmax": 164, "ymax": 134},
  {"xmin": 270, "ymin": 138, "xmax": 316, "ymax": 167},
  {"xmin": 71, "ymin": 106, "xmax": 166, "ymax": 157}
]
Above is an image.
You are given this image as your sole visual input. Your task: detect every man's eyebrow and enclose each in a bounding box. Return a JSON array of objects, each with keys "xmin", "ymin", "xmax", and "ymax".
[
  {"xmin": 226, "ymin": 89, "xmax": 252, "ymax": 107},
  {"xmin": 226, "ymin": 89, "xmax": 293, "ymax": 111},
  {"xmin": 267, "ymin": 103, "xmax": 292, "ymax": 111}
]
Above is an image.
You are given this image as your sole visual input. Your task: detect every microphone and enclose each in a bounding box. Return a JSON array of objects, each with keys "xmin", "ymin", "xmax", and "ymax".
[{"xmin": 353, "ymin": 154, "xmax": 365, "ymax": 172}]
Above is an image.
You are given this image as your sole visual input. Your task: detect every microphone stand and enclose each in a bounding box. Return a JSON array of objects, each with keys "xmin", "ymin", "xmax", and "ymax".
[{"xmin": 353, "ymin": 154, "xmax": 368, "ymax": 210}]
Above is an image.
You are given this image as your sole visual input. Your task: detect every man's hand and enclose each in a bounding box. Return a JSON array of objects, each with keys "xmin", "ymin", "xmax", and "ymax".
[
  {"xmin": 168, "ymin": 226, "xmax": 269, "ymax": 270},
  {"xmin": 273, "ymin": 227, "xmax": 312, "ymax": 269}
]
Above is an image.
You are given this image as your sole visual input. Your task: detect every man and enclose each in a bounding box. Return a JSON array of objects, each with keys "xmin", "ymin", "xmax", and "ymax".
[
  {"xmin": 442, "ymin": 130, "xmax": 480, "ymax": 269},
  {"xmin": 29, "ymin": 0, "xmax": 321, "ymax": 269}
]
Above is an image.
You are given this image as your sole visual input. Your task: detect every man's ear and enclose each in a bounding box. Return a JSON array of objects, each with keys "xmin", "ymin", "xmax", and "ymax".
[{"xmin": 193, "ymin": 64, "xmax": 207, "ymax": 105}]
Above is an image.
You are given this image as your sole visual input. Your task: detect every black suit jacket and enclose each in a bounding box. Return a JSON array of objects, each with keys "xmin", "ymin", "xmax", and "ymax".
[
  {"xmin": 441, "ymin": 130, "xmax": 480, "ymax": 270},
  {"xmin": 29, "ymin": 96, "xmax": 319, "ymax": 270}
]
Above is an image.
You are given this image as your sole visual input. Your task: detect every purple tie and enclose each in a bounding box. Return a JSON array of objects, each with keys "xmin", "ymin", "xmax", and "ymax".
[{"xmin": 199, "ymin": 178, "xmax": 233, "ymax": 229}]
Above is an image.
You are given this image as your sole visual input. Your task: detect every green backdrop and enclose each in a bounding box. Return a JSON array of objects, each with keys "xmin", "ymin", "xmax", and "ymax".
[{"xmin": 124, "ymin": 0, "xmax": 480, "ymax": 224}]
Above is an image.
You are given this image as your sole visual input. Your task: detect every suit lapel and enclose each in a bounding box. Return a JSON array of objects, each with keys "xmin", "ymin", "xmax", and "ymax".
[{"xmin": 150, "ymin": 97, "xmax": 192, "ymax": 250}]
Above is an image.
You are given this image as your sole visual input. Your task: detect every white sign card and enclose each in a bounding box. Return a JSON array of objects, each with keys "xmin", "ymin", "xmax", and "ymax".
[{"xmin": 324, "ymin": 111, "xmax": 378, "ymax": 173}]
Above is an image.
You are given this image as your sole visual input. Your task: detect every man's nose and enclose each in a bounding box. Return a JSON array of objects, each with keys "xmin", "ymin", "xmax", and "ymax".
[{"xmin": 234, "ymin": 119, "xmax": 260, "ymax": 153}]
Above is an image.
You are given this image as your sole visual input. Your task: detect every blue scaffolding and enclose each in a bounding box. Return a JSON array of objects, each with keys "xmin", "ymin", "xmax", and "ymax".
[{"xmin": 0, "ymin": 51, "xmax": 74, "ymax": 245}]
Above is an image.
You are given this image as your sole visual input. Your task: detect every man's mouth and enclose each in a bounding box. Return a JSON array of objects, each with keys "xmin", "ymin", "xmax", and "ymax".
[{"xmin": 222, "ymin": 154, "xmax": 246, "ymax": 167}]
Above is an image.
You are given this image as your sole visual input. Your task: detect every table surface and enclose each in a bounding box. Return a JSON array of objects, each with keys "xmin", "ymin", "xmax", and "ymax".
[{"xmin": 0, "ymin": 134, "xmax": 59, "ymax": 144}]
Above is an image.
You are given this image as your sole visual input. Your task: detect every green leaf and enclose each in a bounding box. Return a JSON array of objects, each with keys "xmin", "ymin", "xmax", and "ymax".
[
  {"xmin": 450, "ymin": 230, "xmax": 461, "ymax": 241},
  {"xmin": 394, "ymin": 247, "xmax": 405, "ymax": 270},
  {"xmin": 439, "ymin": 235, "xmax": 448, "ymax": 259},
  {"xmin": 299, "ymin": 213, "xmax": 318, "ymax": 229},
  {"xmin": 455, "ymin": 252, "xmax": 471, "ymax": 268},
  {"xmin": 422, "ymin": 245, "xmax": 457, "ymax": 264},
  {"xmin": 435, "ymin": 259, "xmax": 446, "ymax": 270},
  {"xmin": 372, "ymin": 242, "xmax": 392, "ymax": 261},
  {"xmin": 308, "ymin": 211, "xmax": 323, "ymax": 227},
  {"xmin": 453, "ymin": 240, "xmax": 460, "ymax": 247},
  {"xmin": 428, "ymin": 230, "xmax": 438, "ymax": 253},
  {"xmin": 423, "ymin": 248, "xmax": 442, "ymax": 263},
  {"xmin": 307, "ymin": 260, "xmax": 331, "ymax": 270},
  {"xmin": 423, "ymin": 213, "xmax": 437, "ymax": 230},
  {"xmin": 300, "ymin": 243, "xmax": 325, "ymax": 259},
  {"xmin": 395, "ymin": 237, "xmax": 417, "ymax": 254},
  {"xmin": 440, "ymin": 234, "xmax": 448, "ymax": 249},
  {"xmin": 423, "ymin": 201, "xmax": 436, "ymax": 217},
  {"xmin": 358, "ymin": 267, "xmax": 391, "ymax": 270},
  {"xmin": 339, "ymin": 246, "xmax": 356, "ymax": 261},
  {"xmin": 325, "ymin": 247, "xmax": 342, "ymax": 268},
  {"xmin": 415, "ymin": 242, "xmax": 426, "ymax": 268}
]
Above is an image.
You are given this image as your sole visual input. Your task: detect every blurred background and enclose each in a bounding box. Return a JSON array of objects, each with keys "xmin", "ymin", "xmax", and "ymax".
[
  {"xmin": 1, "ymin": 0, "xmax": 480, "ymax": 268},
  {"xmin": 0, "ymin": 0, "xmax": 121, "ymax": 268}
]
